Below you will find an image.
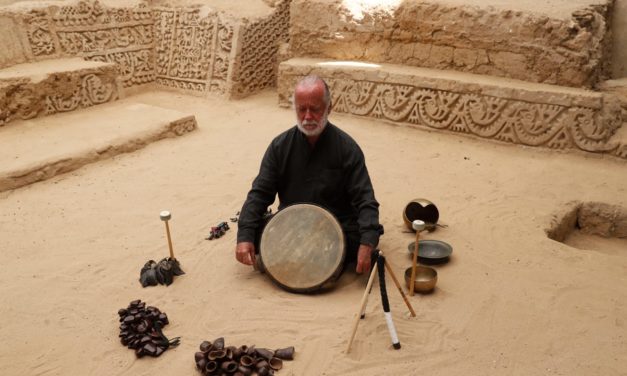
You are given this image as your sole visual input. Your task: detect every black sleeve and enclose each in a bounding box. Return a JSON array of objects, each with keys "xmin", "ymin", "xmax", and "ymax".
[
  {"xmin": 237, "ymin": 141, "xmax": 280, "ymax": 243},
  {"xmin": 345, "ymin": 144, "xmax": 384, "ymax": 247}
]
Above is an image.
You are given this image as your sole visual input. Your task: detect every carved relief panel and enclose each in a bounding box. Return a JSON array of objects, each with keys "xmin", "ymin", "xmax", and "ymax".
[
  {"xmin": 281, "ymin": 73, "xmax": 624, "ymax": 159},
  {"xmin": 234, "ymin": 0, "xmax": 290, "ymax": 97},
  {"xmin": 153, "ymin": 7, "xmax": 234, "ymax": 96},
  {"xmin": 20, "ymin": 0, "xmax": 155, "ymax": 88}
]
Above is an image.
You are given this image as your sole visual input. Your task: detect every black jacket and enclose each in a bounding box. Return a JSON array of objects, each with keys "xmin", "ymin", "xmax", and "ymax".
[{"xmin": 237, "ymin": 122, "xmax": 383, "ymax": 247}]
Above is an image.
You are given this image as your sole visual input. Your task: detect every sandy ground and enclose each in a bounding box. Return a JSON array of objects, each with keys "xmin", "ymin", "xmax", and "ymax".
[{"xmin": 1, "ymin": 89, "xmax": 627, "ymax": 376}]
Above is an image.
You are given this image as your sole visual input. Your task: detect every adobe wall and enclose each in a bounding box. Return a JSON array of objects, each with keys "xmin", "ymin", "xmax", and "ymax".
[
  {"xmin": 0, "ymin": 0, "xmax": 291, "ymax": 98},
  {"xmin": 612, "ymin": 0, "xmax": 627, "ymax": 78},
  {"xmin": 152, "ymin": 7, "xmax": 238, "ymax": 95},
  {"xmin": 278, "ymin": 58, "xmax": 626, "ymax": 159},
  {"xmin": 154, "ymin": 0, "xmax": 290, "ymax": 98},
  {"xmin": 0, "ymin": 1, "xmax": 156, "ymax": 87},
  {"xmin": 288, "ymin": 0, "xmax": 614, "ymax": 88}
]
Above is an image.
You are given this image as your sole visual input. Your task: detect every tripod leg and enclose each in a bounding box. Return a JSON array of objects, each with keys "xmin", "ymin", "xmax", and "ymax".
[
  {"xmin": 346, "ymin": 262, "xmax": 379, "ymax": 354},
  {"xmin": 384, "ymin": 260, "xmax": 416, "ymax": 317},
  {"xmin": 360, "ymin": 250, "xmax": 380, "ymax": 319},
  {"xmin": 378, "ymin": 255, "xmax": 401, "ymax": 349}
]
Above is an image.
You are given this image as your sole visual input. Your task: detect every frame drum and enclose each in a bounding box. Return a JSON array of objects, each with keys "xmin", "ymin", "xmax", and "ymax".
[{"xmin": 259, "ymin": 204, "xmax": 345, "ymax": 293}]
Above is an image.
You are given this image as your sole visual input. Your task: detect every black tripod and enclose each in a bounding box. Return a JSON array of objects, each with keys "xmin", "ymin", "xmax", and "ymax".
[{"xmin": 346, "ymin": 250, "xmax": 416, "ymax": 353}]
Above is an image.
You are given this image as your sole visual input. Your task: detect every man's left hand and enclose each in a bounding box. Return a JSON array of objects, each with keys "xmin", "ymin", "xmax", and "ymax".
[{"xmin": 356, "ymin": 244, "xmax": 374, "ymax": 274}]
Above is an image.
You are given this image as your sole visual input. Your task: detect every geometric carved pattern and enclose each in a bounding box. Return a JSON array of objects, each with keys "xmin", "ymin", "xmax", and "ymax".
[
  {"xmin": 289, "ymin": 75, "xmax": 625, "ymax": 157},
  {"xmin": 21, "ymin": 0, "xmax": 155, "ymax": 88},
  {"xmin": 234, "ymin": 0, "xmax": 291, "ymax": 97},
  {"xmin": 15, "ymin": 0, "xmax": 290, "ymax": 98},
  {"xmin": 24, "ymin": 10, "xmax": 56, "ymax": 56},
  {"xmin": 153, "ymin": 7, "xmax": 234, "ymax": 95}
]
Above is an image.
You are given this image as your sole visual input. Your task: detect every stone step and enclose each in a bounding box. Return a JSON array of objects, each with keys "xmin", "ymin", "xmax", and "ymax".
[
  {"xmin": 278, "ymin": 57, "xmax": 627, "ymax": 160},
  {"xmin": 0, "ymin": 100, "xmax": 197, "ymax": 192},
  {"xmin": 0, "ymin": 58, "xmax": 121, "ymax": 127}
]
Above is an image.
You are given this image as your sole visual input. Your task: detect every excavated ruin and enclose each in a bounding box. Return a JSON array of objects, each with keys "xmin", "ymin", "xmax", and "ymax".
[{"xmin": 0, "ymin": 0, "xmax": 626, "ymax": 186}]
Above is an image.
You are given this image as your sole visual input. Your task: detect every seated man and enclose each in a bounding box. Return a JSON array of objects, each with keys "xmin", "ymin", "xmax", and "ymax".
[{"xmin": 235, "ymin": 75, "xmax": 384, "ymax": 274}]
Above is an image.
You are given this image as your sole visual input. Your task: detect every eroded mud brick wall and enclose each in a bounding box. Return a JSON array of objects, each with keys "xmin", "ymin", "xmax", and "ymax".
[
  {"xmin": 3, "ymin": 0, "xmax": 156, "ymax": 87},
  {"xmin": 289, "ymin": 0, "xmax": 614, "ymax": 88}
]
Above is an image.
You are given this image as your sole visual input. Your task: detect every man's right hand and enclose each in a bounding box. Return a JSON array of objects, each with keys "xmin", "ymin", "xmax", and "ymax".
[{"xmin": 235, "ymin": 242, "xmax": 256, "ymax": 266}]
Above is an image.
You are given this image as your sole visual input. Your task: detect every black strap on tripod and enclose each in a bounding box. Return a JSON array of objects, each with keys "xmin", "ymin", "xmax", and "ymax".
[{"xmin": 377, "ymin": 255, "xmax": 390, "ymax": 313}]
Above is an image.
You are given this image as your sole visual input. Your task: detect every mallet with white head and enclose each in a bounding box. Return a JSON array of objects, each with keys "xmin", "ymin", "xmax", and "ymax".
[{"xmin": 160, "ymin": 210, "xmax": 176, "ymax": 260}]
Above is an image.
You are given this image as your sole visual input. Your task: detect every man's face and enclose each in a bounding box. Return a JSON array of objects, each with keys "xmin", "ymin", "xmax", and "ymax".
[{"xmin": 295, "ymin": 84, "xmax": 329, "ymax": 137}]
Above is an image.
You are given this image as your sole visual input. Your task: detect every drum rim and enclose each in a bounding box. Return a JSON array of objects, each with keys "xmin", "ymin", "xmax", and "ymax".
[{"xmin": 259, "ymin": 203, "xmax": 345, "ymax": 293}]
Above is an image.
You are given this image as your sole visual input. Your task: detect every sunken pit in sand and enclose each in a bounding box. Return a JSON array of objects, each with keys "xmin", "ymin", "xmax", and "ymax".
[{"xmin": 546, "ymin": 201, "xmax": 627, "ymax": 254}]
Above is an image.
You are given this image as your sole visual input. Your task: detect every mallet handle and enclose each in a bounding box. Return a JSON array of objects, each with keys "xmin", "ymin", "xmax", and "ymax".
[
  {"xmin": 410, "ymin": 231, "xmax": 420, "ymax": 296},
  {"xmin": 164, "ymin": 221, "xmax": 175, "ymax": 259}
]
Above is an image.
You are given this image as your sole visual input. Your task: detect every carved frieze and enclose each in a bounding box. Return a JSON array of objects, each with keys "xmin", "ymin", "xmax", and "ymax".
[
  {"xmin": 15, "ymin": 0, "xmax": 290, "ymax": 97},
  {"xmin": 51, "ymin": 0, "xmax": 152, "ymax": 27},
  {"xmin": 86, "ymin": 48, "xmax": 154, "ymax": 87},
  {"xmin": 155, "ymin": 77, "xmax": 206, "ymax": 93},
  {"xmin": 56, "ymin": 25, "xmax": 153, "ymax": 55},
  {"xmin": 24, "ymin": 10, "xmax": 56, "ymax": 56},
  {"xmin": 282, "ymin": 74, "xmax": 624, "ymax": 158},
  {"xmin": 18, "ymin": 0, "xmax": 155, "ymax": 88},
  {"xmin": 0, "ymin": 71, "xmax": 118, "ymax": 126}
]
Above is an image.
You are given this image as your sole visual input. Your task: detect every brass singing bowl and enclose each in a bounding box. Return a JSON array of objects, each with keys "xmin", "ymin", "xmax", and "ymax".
[
  {"xmin": 404, "ymin": 266, "xmax": 437, "ymax": 293},
  {"xmin": 403, "ymin": 198, "xmax": 439, "ymax": 232}
]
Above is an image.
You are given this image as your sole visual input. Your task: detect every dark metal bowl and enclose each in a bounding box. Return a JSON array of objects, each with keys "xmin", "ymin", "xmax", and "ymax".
[{"xmin": 407, "ymin": 240, "xmax": 453, "ymax": 263}]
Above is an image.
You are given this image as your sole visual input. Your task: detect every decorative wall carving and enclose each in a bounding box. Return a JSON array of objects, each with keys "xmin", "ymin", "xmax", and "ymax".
[
  {"xmin": 46, "ymin": 73, "xmax": 118, "ymax": 113},
  {"xmin": 281, "ymin": 73, "xmax": 625, "ymax": 159},
  {"xmin": 18, "ymin": 0, "xmax": 155, "ymax": 88},
  {"xmin": 153, "ymin": 7, "xmax": 234, "ymax": 96},
  {"xmin": 24, "ymin": 10, "xmax": 56, "ymax": 56},
  {"xmin": 0, "ymin": 71, "xmax": 118, "ymax": 126},
  {"xmin": 155, "ymin": 77, "xmax": 206, "ymax": 92},
  {"xmin": 86, "ymin": 48, "xmax": 154, "ymax": 86},
  {"xmin": 14, "ymin": 0, "xmax": 291, "ymax": 97},
  {"xmin": 56, "ymin": 25, "xmax": 154, "ymax": 54},
  {"xmin": 233, "ymin": 0, "xmax": 290, "ymax": 97},
  {"xmin": 169, "ymin": 116, "xmax": 198, "ymax": 136}
]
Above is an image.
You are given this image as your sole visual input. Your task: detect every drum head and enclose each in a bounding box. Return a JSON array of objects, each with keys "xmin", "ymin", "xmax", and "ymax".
[{"xmin": 259, "ymin": 204, "xmax": 345, "ymax": 293}]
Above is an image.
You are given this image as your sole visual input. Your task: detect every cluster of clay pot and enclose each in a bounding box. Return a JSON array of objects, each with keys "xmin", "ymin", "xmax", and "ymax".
[
  {"xmin": 118, "ymin": 299, "xmax": 176, "ymax": 358},
  {"xmin": 194, "ymin": 337, "xmax": 294, "ymax": 375}
]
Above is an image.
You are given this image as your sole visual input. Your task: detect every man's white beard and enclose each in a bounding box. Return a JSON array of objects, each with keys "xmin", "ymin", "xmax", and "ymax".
[{"xmin": 297, "ymin": 113, "xmax": 328, "ymax": 137}]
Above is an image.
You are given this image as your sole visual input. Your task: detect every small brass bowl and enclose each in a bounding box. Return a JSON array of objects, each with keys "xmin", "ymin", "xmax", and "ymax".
[{"xmin": 404, "ymin": 266, "xmax": 437, "ymax": 293}]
